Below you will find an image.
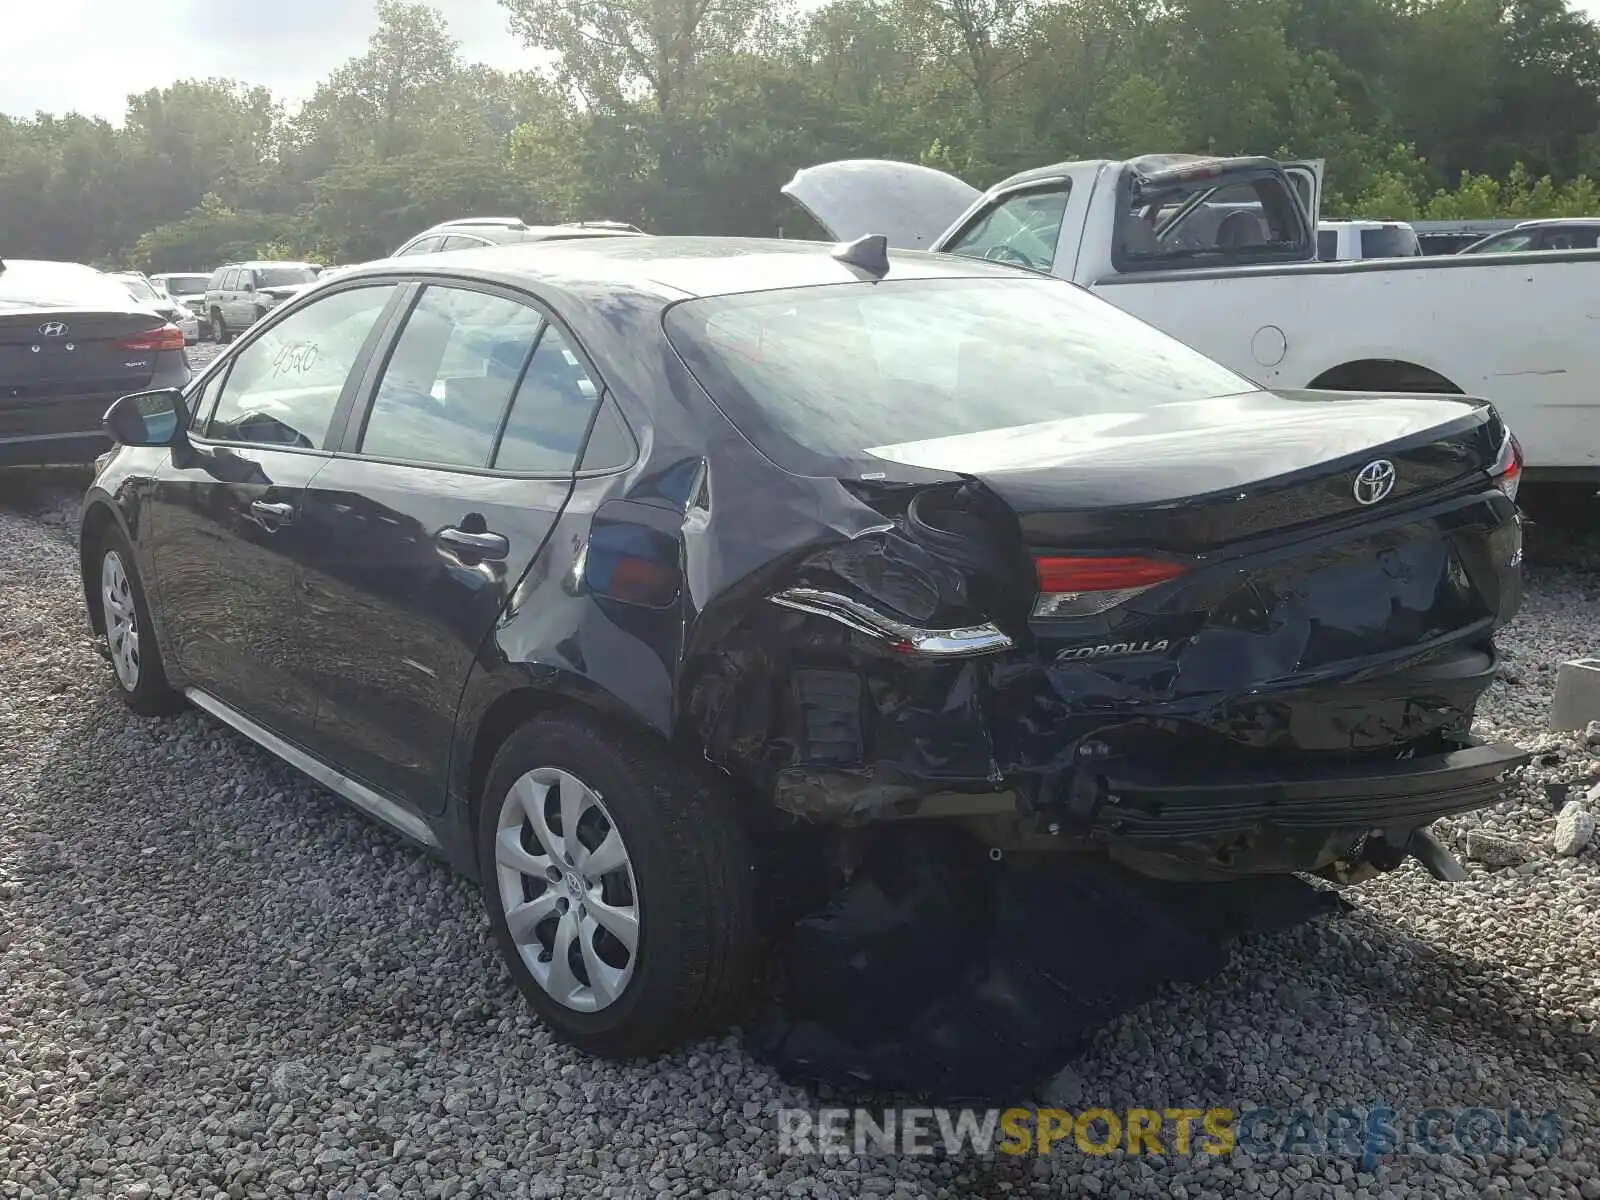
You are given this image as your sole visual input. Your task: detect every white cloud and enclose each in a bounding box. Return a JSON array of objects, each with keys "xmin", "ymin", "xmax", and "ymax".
[{"xmin": 0, "ymin": 0, "xmax": 537, "ymax": 120}]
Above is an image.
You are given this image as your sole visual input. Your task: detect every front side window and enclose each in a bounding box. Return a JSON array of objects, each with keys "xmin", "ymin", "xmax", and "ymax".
[
  {"xmin": 665, "ymin": 277, "xmax": 1255, "ymax": 474},
  {"xmin": 1117, "ymin": 174, "xmax": 1310, "ymax": 268},
  {"xmin": 205, "ymin": 285, "xmax": 396, "ymax": 448},
  {"xmin": 1463, "ymin": 231, "xmax": 1535, "ymax": 254},
  {"xmin": 440, "ymin": 235, "xmax": 491, "ymax": 251},
  {"xmin": 359, "ymin": 286, "xmax": 544, "ymax": 467},
  {"xmin": 1317, "ymin": 230, "xmax": 1339, "ymax": 260},
  {"xmin": 946, "ymin": 185, "xmax": 1069, "ymax": 273},
  {"xmin": 186, "ymin": 366, "xmax": 230, "ymax": 429}
]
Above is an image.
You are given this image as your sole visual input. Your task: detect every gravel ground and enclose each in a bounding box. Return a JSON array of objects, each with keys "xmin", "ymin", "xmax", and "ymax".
[{"xmin": 1, "ymin": 450, "xmax": 1597, "ymax": 1198}]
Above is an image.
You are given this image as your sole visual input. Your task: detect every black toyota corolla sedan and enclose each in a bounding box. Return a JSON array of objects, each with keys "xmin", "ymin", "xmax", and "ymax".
[{"xmin": 80, "ymin": 235, "xmax": 1529, "ymax": 1057}]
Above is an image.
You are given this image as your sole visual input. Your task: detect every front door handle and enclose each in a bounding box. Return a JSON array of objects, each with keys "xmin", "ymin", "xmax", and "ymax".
[
  {"xmin": 439, "ymin": 526, "xmax": 509, "ymax": 561},
  {"xmin": 250, "ymin": 499, "xmax": 296, "ymax": 525}
]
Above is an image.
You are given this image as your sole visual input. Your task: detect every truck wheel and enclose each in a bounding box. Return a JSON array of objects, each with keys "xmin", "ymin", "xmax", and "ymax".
[
  {"xmin": 94, "ymin": 529, "xmax": 184, "ymax": 717},
  {"xmin": 477, "ymin": 714, "xmax": 759, "ymax": 1058},
  {"xmin": 211, "ymin": 310, "xmax": 228, "ymax": 344}
]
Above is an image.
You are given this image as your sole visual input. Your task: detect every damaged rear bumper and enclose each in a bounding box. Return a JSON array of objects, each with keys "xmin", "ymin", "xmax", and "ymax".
[{"xmin": 1068, "ymin": 738, "xmax": 1530, "ymax": 879}]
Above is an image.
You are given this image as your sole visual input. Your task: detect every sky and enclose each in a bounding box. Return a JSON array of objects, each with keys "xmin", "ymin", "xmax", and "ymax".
[
  {"xmin": 8, "ymin": 0, "xmax": 1600, "ymax": 121},
  {"xmin": 0, "ymin": 0, "xmax": 538, "ymax": 120}
]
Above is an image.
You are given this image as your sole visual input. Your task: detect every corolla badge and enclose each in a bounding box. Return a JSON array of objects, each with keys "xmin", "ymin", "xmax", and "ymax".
[
  {"xmin": 37, "ymin": 321, "xmax": 70, "ymax": 338},
  {"xmin": 1353, "ymin": 459, "xmax": 1397, "ymax": 505}
]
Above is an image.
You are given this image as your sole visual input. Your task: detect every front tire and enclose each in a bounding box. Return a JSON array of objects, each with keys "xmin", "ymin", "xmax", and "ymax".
[
  {"xmin": 477, "ymin": 714, "xmax": 759, "ymax": 1058},
  {"xmin": 95, "ymin": 531, "xmax": 184, "ymax": 717}
]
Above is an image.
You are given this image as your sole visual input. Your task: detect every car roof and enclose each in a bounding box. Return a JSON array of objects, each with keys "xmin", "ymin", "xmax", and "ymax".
[
  {"xmin": 346, "ymin": 235, "xmax": 1046, "ymax": 303},
  {"xmin": 1513, "ymin": 218, "xmax": 1600, "ymax": 229},
  {"xmin": 216, "ymin": 261, "xmax": 320, "ymax": 269}
]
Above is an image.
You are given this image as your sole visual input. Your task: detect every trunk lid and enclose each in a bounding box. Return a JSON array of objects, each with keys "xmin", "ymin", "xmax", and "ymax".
[
  {"xmin": 782, "ymin": 159, "xmax": 981, "ymax": 249},
  {"xmin": 866, "ymin": 390, "xmax": 1518, "ymax": 724},
  {"xmin": 0, "ymin": 309, "xmax": 167, "ymax": 398},
  {"xmin": 864, "ymin": 390, "xmax": 1500, "ymax": 551}
]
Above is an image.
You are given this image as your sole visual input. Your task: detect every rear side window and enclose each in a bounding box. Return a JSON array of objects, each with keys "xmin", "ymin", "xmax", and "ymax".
[
  {"xmin": 492, "ymin": 327, "xmax": 603, "ymax": 473},
  {"xmin": 1116, "ymin": 174, "xmax": 1310, "ymax": 269},
  {"xmin": 1359, "ymin": 227, "xmax": 1420, "ymax": 258},
  {"xmin": 664, "ymin": 277, "xmax": 1254, "ymax": 475},
  {"xmin": 359, "ymin": 285, "xmax": 543, "ymax": 468},
  {"xmin": 397, "ymin": 236, "xmax": 443, "ymax": 257},
  {"xmin": 206, "ymin": 284, "xmax": 396, "ymax": 448},
  {"xmin": 1541, "ymin": 227, "xmax": 1600, "ymax": 250}
]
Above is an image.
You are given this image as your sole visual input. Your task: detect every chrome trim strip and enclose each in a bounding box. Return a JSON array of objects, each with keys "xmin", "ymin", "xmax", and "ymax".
[
  {"xmin": 183, "ymin": 688, "xmax": 440, "ymax": 848},
  {"xmin": 769, "ymin": 587, "xmax": 1014, "ymax": 657}
]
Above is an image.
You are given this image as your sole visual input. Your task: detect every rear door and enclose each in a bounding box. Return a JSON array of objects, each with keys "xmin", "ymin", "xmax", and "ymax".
[
  {"xmin": 294, "ymin": 279, "xmax": 616, "ymax": 813},
  {"xmin": 148, "ymin": 281, "xmax": 405, "ymax": 746}
]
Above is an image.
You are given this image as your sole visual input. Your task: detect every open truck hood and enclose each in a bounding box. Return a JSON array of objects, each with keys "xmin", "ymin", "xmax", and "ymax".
[
  {"xmin": 782, "ymin": 159, "xmax": 981, "ymax": 250},
  {"xmin": 783, "ymin": 155, "xmax": 1326, "ymax": 252}
]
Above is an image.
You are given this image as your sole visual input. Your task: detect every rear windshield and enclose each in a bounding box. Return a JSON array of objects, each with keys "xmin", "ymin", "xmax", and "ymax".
[
  {"xmin": 259, "ymin": 266, "xmax": 318, "ymax": 287},
  {"xmin": 0, "ymin": 260, "xmax": 139, "ymax": 312},
  {"xmin": 664, "ymin": 277, "xmax": 1256, "ymax": 474},
  {"xmin": 161, "ymin": 275, "xmax": 208, "ymax": 295},
  {"xmin": 1359, "ymin": 227, "xmax": 1420, "ymax": 258}
]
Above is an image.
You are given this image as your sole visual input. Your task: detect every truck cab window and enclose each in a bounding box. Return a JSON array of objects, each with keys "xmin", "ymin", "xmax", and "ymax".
[
  {"xmin": 1117, "ymin": 175, "xmax": 1309, "ymax": 270},
  {"xmin": 945, "ymin": 184, "xmax": 1070, "ymax": 273}
]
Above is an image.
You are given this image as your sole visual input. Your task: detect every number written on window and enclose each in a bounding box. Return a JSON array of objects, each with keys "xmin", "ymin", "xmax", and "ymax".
[{"xmin": 205, "ymin": 285, "xmax": 396, "ymax": 449}]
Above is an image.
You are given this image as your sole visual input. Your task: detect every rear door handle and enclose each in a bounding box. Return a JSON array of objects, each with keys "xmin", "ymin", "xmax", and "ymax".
[
  {"xmin": 439, "ymin": 526, "xmax": 509, "ymax": 561},
  {"xmin": 250, "ymin": 499, "xmax": 296, "ymax": 525}
]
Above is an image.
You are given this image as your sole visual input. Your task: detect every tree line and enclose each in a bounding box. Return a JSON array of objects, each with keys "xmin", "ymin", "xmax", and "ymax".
[{"xmin": 4, "ymin": 0, "xmax": 1600, "ymax": 271}]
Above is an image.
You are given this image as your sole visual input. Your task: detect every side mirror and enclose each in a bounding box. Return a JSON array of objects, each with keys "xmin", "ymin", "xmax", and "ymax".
[
  {"xmin": 104, "ymin": 388, "xmax": 188, "ymax": 447},
  {"xmin": 243, "ymin": 281, "xmax": 255, "ymax": 293}
]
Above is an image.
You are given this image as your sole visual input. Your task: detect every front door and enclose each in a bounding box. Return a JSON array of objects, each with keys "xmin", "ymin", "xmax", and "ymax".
[
  {"xmin": 295, "ymin": 281, "xmax": 612, "ymax": 813},
  {"xmin": 148, "ymin": 281, "xmax": 403, "ymax": 745}
]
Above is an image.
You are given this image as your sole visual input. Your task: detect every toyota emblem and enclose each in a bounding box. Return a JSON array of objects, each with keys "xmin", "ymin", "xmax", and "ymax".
[
  {"xmin": 38, "ymin": 321, "xmax": 70, "ymax": 338},
  {"xmin": 1353, "ymin": 459, "xmax": 1397, "ymax": 506}
]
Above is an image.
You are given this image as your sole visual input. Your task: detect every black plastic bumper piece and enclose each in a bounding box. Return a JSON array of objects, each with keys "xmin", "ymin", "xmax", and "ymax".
[{"xmin": 1090, "ymin": 740, "xmax": 1530, "ymax": 842}]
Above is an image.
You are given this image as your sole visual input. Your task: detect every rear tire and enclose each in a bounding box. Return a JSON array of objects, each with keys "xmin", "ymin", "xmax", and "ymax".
[
  {"xmin": 477, "ymin": 714, "xmax": 759, "ymax": 1058},
  {"xmin": 94, "ymin": 529, "xmax": 184, "ymax": 718},
  {"xmin": 211, "ymin": 310, "xmax": 228, "ymax": 344}
]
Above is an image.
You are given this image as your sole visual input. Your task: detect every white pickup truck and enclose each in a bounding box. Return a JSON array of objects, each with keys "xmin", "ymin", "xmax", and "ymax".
[{"xmin": 785, "ymin": 154, "xmax": 1600, "ymax": 489}]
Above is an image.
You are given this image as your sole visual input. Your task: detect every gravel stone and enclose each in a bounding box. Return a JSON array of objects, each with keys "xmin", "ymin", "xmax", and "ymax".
[
  {"xmin": 1465, "ymin": 830, "xmax": 1530, "ymax": 869},
  {"xmin": 2, "ymin": 472, "xmax": 1598, "ymax": 1199},
  {"xmin": 1554, "ymin": 805, "xmax": 1596, "ymax": 856}
]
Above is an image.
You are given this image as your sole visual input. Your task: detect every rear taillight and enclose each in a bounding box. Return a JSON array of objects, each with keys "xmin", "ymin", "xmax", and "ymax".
[
  {"xmin": 1033, "ymin": 555, "xmax": 1186, "ymax": 619},
  {"xmin": 115, "ymin": 325, "xmax": 185, "ymax": 353},
  {"xmin": 1491, "ymin": 429, "xmax": 1523, "ymax": 502}
]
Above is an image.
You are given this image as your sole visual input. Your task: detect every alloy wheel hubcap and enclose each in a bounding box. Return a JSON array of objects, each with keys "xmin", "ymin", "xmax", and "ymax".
[
  {"xmin": 495, "ymin": 767, "xmax": 640, "ymax": 1012},
  {"xmin": 101, "ymin": 550, "xmax": 140, "ymax": 691}
]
